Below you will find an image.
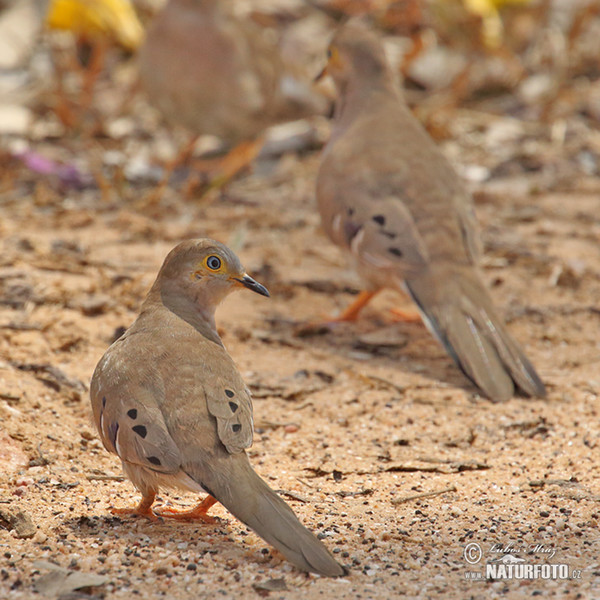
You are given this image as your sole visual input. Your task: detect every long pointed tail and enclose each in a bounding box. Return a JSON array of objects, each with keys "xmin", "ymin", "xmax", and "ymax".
[
  {"xmin": 197, "ymin": 456, "xmax": 346, "ymax": 577},
  {"xmin": 403, "ymin": 265, "xmax": 546, "ymax": 402}
]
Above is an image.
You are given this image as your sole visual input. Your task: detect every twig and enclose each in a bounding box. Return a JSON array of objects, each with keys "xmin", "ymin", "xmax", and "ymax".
[
  {"xmin": 86, "ymin": 474, "xmax": 125, "ymax": 481},
  {"xmin": 528, "ymin": 478, "xmax": 580, "ymax": 489},
  {"xmin": 276, "ymin": 489, "xmax": 309, "ymax": 503},
  {"xmin": 352, "ymin": 372, "xmax": 406, "ymax": 395},
  {"xmin": 296, "ymin": 477, "xmax": 316, "ymax": 490},
  {"xmin": 255, "ymin": 420, "xmax": 299, "ymax": 430},
  {"xmin": 392, "ymin": 485, "xmax": 457, "ymax": 505},
  {"xmin": 0, "ymin": 392, "xmax": 20, "ymax": 403}
]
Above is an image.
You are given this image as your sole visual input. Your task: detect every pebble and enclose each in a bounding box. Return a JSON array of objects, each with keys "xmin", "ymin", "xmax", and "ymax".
[
  {"xmin": 32, "ymin": 530, "xmax": 47, "ymax": 544},
  {"xmin": 15, "ymin": 477, "xmax": 34, "ymax": 487}
]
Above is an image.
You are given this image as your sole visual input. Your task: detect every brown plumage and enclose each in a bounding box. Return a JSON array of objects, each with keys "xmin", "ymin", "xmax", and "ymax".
[
  {"xmin": 316, "ymin": 21, "xmax": 545, "ymax": 402},
  {"xmin": 90, "ymin": 239, "xmax": 346, "ymax": 577},
  {"xmin": 138, "ymin": 0, "xmax": 324, "ymax": 146}
]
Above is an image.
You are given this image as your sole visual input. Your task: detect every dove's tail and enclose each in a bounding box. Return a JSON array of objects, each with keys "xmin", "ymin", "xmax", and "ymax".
[
  {"xmin": 198, "ymin": 456, "xmax": 347, "ymax": 577},
  {"xmin": 403, "ymin": 265, "xmax": 546, "ymax": 402}
]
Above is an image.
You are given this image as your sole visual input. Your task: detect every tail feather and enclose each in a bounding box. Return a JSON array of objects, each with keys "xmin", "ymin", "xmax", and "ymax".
[
  {"xmin": 196, "ymin": 457, "xmax": 346, "ymax": 577},
  {"xmin": 404, "ymin": 267, "xmax": 546, "ymax": 402}
]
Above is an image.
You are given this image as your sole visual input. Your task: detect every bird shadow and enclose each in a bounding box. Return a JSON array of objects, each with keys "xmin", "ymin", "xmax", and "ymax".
[
  {"xmin": 266, "ymin": 312, "xmax": 481, "ymax": 400},
  {"xmin": 61, "ymin": 509, "xmax": 277, "ymax": 569}
]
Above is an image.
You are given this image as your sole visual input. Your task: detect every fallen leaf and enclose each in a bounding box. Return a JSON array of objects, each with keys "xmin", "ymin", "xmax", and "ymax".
[
  {"xmin": 356, "ymin": 327, "xmax": 408, "ymax": 348},
  {"xmin": 0, "ymin": 507, "xmax": 36, "ymax": 538},
  {"xmin": 33, "ymin": 561, "xmax": 109, "ymax": 597},
  {"xmin": 252, "ymin": 577, "xmax": 288, "ymax": 596}
]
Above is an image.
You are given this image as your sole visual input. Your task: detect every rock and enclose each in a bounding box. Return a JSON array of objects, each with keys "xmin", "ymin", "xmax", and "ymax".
[{"xmin": 0, "ymin": 507, "xmax": 37, "ymax": 538}]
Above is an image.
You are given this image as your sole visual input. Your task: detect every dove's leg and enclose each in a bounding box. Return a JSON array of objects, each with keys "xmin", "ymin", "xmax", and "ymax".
[
  {"xmin": 335, "ymin": 290, "xmax": 420, "ymax": 323},
  {"xmin": 200, "ymin": 137, "xmax": 265, "ymax": 195},
  {"xmin": 334, "ymin": 290, "xmax": 379, "ymax": 322},
  {"xmin": 111, "ymin": 491, "xmax": 158, "ymax": 521},
  {"xmin": 154, "ymin": 495, "xmax": 217, "ymax": 523},
  {"xmin": 79, "ymin": 39, "xmax": 107, "ymax": 116},
  {"xmin": 389, "ymin": 307, "xmax": 421, "ymax": 323},
  {"xmin": 293, "ymin": 290, "xmax": 380, "ymax": 336}
]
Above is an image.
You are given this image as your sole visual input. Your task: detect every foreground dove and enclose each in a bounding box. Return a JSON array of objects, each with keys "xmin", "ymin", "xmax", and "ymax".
[
  {"xmin": 90, "ymin": 239, "xmax": 345, "ymax": 577},
  {"xmin": 138, "ymin": 0, "xmax": 325, "ymax": 188},
  {"xmin": 316, "ymin": 21, "xmax": 546, "ymax": 402}
]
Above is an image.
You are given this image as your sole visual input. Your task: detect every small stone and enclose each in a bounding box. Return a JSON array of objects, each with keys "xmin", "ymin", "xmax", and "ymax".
[
  {"xmin": 0, "ymin": 508, "xmax": 36, "ymax": 539},
  {"xmin": 77, "ymin": 295, "xmax": 112, "ymax": 317},
  {"xmin": 32, "ymin": 530, "xmax": 47, "ymax": 544},
  {"xmin": 80, "ymin": 430, "xmax": 95, "ymax": 441}
]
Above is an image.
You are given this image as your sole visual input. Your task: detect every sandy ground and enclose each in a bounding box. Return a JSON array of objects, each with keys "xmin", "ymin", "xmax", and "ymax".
[
  {"xmin": 1, "ymin": 140, "xmax": 599, "ymax": 598},
  {"xmin": 1, "ymin": 4, "xmax": 600, "ymax": 598}
]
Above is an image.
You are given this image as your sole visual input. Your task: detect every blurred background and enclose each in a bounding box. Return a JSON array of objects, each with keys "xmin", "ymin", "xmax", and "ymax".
[{"xmin": 0, "ymin": 0, "xmax": 599, "ymax": 205}]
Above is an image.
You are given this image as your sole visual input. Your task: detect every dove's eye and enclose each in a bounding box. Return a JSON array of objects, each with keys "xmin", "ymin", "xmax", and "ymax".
[{"xmin": 206, "ymin": 255, "xmax": 222, "ymax": 271}]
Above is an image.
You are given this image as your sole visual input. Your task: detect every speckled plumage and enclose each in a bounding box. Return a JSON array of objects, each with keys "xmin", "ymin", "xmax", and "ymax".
[
  {"xmin": 316, "ymin": 22, "xmax": 545, "ymax": 402},
  {"xmin": 90, "ymin": 239, "xmax": 345, "ymax": 577},
  {"xmin": 138, "ymin": 0, "xmax": 324, "ymax": 145}
]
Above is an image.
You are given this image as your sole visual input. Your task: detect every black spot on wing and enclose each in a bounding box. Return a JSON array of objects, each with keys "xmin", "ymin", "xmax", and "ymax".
[
  {"xmin": 229, "ymin": 401, "xmax": 238, "ymax": 413},
  {"xmin": 147, "ymin": 456, "xmax": 161, "ymax": 466},
  {"xmin": 225, "ymin": 389, "xmax": 234, "ymax": 398},
  {"xmin": 102, "ymin": 396, "xmax": 107, "ymax": 408},
  {"xmin": 388, "ymin": 247, "xmax": 403, "ymax": 257},
  {"xmin": 232, "ymin": 424, "xmax": 242, "ymax": 433},
  {"xmin": 132, "ymin": 425, "xmax": 147, "ymax": 438},
  {"xmin": 347, "ymin": 207, "xmax": 355, "ymax": 216},
  {"xmin": 127, "ymin": 408, "xmax": 137, "ymax": 419},
  {"xmin": 372, "ymin": 214, "xmax": 386, "ymax": 226}
]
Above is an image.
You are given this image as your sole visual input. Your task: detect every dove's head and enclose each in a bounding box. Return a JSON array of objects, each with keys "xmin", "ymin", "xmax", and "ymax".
[
  {"xmin": 152, "ymin": 239, "xmax": 268, "ymax": 321},
  {"xmin": 319, "ymin": 20, "xmax": 391, "ymax": 92}
]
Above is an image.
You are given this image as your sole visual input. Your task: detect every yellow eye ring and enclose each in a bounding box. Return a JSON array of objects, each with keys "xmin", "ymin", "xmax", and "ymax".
[{"xmin": 205, "ymin": 255, "xmax": 222, "ymax": 271}]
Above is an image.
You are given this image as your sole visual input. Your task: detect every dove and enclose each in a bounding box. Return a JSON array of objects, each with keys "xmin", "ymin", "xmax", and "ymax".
[
  {"xmin": 138, "ymin": 0, "xmax": 325, "ymax": 191},
  {"xmin": 90, "ymin": 239, "xmax": 346, "ymax": 577},
  {"xmin": 315, "ymin": 21, "xmax": 546, "ymax": 402}
]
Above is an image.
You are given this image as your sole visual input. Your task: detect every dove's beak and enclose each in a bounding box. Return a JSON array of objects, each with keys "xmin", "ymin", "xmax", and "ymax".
[{"xmin": 235, "ymin": 274, "xmax": 270, "ymax": 297}]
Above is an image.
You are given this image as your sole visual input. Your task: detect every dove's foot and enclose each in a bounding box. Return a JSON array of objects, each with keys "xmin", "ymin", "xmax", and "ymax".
[
  {"xmin": 154, "ymin": 495, "xmax": 218, "ymax": 523},
  {"xmin": 111, "ymin": 492, "xmax": 158, "ymax": 521}
]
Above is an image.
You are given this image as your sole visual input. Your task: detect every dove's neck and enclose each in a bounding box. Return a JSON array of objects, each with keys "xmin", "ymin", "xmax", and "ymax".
[
  {"xmin": 144, "ymin": 285, "xmax": 223, "ymax": 346},
  {"xmin": 333, "ymin": 74, "xmax": 400, "ymax": 133}
]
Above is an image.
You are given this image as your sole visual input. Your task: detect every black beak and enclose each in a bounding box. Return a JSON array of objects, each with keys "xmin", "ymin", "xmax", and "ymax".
[{"xmin": 235, "ymin": 275, "xmax": 270, "ymax": 297}]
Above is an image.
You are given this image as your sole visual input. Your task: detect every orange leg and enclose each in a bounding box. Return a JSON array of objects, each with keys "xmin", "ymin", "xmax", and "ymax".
[
  {"xmin": 51, "ymin": 45, "xmax": 79, "ymax": 130},
  {"xmin": 335, "ymin": 290, "xmax": 379, "ymax": 322},
  {"xmin": 111, "ymin": 491, "xmax": 158, "ymax": 521},
  {"xmin": 389, "ymin": 307, "xmax": 421, "ymax": 323},
  {"xmin": 294, "ymin": 290, "xmax": 379, "ymax": 336},
  {"xmin": 79, "ymin": 39, "xmax": 106, "ymax": 115},
  {"xmin": 335, "ymin": 289, "xmax": 421, "ymax": 323},
  {"xmin": 154, "ymin": 495, "xmax": 218, "ymax": 523},
  {"xmin": 201, "ymin": 137, "xmax": 264, "ymax": 195}
]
